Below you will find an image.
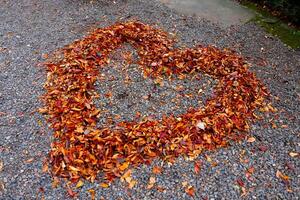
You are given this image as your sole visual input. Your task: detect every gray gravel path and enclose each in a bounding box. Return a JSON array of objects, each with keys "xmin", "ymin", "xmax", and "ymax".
[{"xmin": 0, "ymin": 0, "xmax": 299, "ymax": 199}]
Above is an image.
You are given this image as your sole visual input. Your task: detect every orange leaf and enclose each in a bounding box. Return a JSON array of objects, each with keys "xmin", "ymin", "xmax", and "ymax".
[
  {"xmin": 185, "ymin": 186, "xmax": 195, "ymax": 197},
  {"xmin": 119, "ymin": 162, "xmax": 129, "ymax": 171},
  {"xmin": 194, "ymin": 161, "xmax": 201, "ymax": 174},
  {"xmin": 247, "ymin": 137, "xmax": 256, "ymax": 143},
  {"xmin": 276, "ymin": 170, "xmax": 289, "ymax": 181},
  {"xmin": 152, "ymin": 166, "xmax": 162, "ymax": 174},
  {"xmin": 100, "ymin": 182, "xmax": 109, "ymax": 188}
]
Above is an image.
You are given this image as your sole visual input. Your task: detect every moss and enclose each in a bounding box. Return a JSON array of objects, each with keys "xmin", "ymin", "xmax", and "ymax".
[{"xmin": 241, "ymin": 1, "xmax": 300, "ymax": 49}]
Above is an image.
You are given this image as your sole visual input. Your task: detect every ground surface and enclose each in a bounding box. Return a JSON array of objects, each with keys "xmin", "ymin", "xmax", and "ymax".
[
  {"xmin": 0, "ymin": 0, "xmax": 299, "ymax": 199},
  {"xmin": 160, "ymin": 0, "xmax": 254, "ymax": 27}
]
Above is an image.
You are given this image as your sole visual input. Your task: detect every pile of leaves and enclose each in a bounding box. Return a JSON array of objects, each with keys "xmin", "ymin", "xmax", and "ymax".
[{"xmin": 40, "ymin": 21, "xmax": 268, "ymax": 185}]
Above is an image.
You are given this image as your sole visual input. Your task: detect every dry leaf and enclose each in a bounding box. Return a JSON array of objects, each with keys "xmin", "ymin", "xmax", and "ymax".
[
  {"xmin": 185, "ymin": 186, "xmax": 195, "ymax": 197},
  {"xmin": 25, "ymin": 158, "xmax": 34, "ymax": 163},
  {"xmin": 42, "ymin": 162, "xmax": 49, "ymax": 173},
  {"xmin": 289, "ymin": 152, "xmax": 298, "ymax": 157},
  {"xmin": 194, "ymin": 161, "xmax": 201, "ymax": 174},
  {"xmin": 181, "ymin": 181, "xmax": 188, "ymax": 187},
  {"xmin": 67, "ymin": 188, "xmax": 77, "ymax": 198},
  {"xmin": 196, "ymin": 121, "xmax": 205, "ymax": 130},
  {"xmin": 0, "ymin": 160, "xmax": 3, "ymax": 172},
  {"xmin": 76, "ymin": 180, "xmax": 84, "ymax": 188},
  {"xmin": 276, "ymin": 170, "xmax": 289, "ymax": 181},
  {"xmin": 88, "ymin": 189, "xmax": 95, "ymax": 200},
  {"xmin": 128, "ymin": 180, "xmax": 137, "ymax": 189},
  {"xmin": 247, "ymin": 137, "xmax": 256, "ymax": 143},
  {"xmin": 147, "ymin": 177, "xmax": 156, "ymax": 189},
  {"xmin": 39, "ymin": 21, "xmax": 270, "ymax": 197},
  {"xmin": 119, "ymin": 162, "xmax": 129, "ymax": 171},
  {"xmin": 100, "ymin": 182, "xmax": 109, "ymax": 188},
  {"xmin": 152, "ymin": 166, "xmax": 162, "ymax": 174}
]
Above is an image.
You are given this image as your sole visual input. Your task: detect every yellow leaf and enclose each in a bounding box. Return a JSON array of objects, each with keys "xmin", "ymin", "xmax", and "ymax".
[
  {"xmin": 100, "ymin": 182, "xmax": 109, "ymax": 188},
  {"xmin": 128, "ymin": 180, "xmax": 137, "ymax": 189},
  {"xmin": 69, "ymin": 166, "xmax": 80, "ymax": 172},
  {"xmin": 121, "ymin": 169, "xmax": 132, "ymax": 182},
  {"xmin": 76, "ymin": 180, "xmax": 84, "ymax": 188},
  {"xmin": 75, "ymin": 126, "xmax": 84, "ymax": 133},
  {"xmin": 181, "ymin": 181, "xmax": 188, "ymax": 187},
  {"xmin": 119, "ymin": 162, "xmax": 129, "ymax": 171}
]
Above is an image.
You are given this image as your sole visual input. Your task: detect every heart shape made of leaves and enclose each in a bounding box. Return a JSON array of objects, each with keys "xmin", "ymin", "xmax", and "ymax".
[{"xmin": 41, "ymin": 21, "xmax": 268, "ymax": 183}]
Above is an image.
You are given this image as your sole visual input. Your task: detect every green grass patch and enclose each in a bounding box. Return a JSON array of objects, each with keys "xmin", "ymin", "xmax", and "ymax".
[{"xmin": 241, "ymin": 1, "xmax": 300, "ymax": 49}]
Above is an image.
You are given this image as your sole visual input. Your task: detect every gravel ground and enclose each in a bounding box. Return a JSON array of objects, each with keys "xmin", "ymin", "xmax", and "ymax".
[{"xmin": 0, "ymin": 0, "xmax": 299, "ymax": 199}]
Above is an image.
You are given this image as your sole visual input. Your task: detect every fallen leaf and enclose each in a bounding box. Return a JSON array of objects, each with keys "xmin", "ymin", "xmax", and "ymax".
[
  {"xmin": 100, "ymin": 182, "xmax": 109, "ymax": 188},
  {"xmin": 194, "ymin": 161, "xmax": 201, "ymax": 174},
  {"xmin": 52, "ymin": 177, "xmax": 60, "ymax": 188},
  {"xmin": 67, "ymin": 187, "xmax": 77, "ymax": 198},
  {"xmin": 147, "ymin": 176, "xmax": 156, "ymax": 189},
  {"xmin": 196, "ymin": 121, "xmax": 205, "ymax": 130},
  {"xmin": 156, "ymin": 185, "xmax": 165, "ymax": 192},
  {"xmin": 121, "ymin": 169, "xmax": 132, "ymax": 182},
  {"xmin": 25, "ymin": 158, "xmax": 34, "ymax": 163},
  {"xmin": 181, "ymin": 181, "xmax": 188, "ymax": 187},
  {"xmin": 0, "ymin": 160, "xmax": 3, "ymax": 172},
  {"xmin": 119, "ymin": 162, "xmax": 129, "ymax": 171},
  {"xmin": 152, "ymin": 166, "xmax": 162, "ymax": 174},
  {"xmin": 236, "ymin": 178, "xmax": 245, "ymax": 187},
  {"xmin": 258, "ymin": 144, "xmax": 268, "ymax": 152},
  {"xmin": 247, "ymin": 137, "xmax": 256, "ymax": 143},
  {"xmin": 76, "ymin": 180, "xmax": 84, "ymax": 188},
  {"xmin": 205, "ymin": 155, "xmax": 212, "ymax": 162},
  {"xmin": 128, "ymin": 179, "xmax": 137, "ymax": 189},
  {"xmin": 42, "ymin": 162, "xmax": 49, "ymax": 173},
  {"xmin": 240, "ymin": 186, "xmax": 247, "ymax": 197},
  {"xmin": 185, "ymin": 186, "xmax": 195, "ymax": 197},
  {"xmin": 276, "ymin": 170, "xmax": 289, "ymax": 181},
  {"xmin": 0, "ymin": 181, "xmax": 5, "ymax": 192},
  {"xmin": 75, "ymin": 126, "xmax": 84, "ymax": 133},
  {"xmin": 289, "ymin": 152, "xmax": 298, "ymax": 157},
  {"xmin": 88, "ymin": 188, "xmax": 95, "ymax": 200},
  {"xmin": 246, "ymin": 166, "xmax": 255, "ymax": 179}
]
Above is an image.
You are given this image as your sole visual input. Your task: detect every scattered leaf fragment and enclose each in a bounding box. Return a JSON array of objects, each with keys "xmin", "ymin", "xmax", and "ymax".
[
  {"xmin": 258, "ymin": 144, "xmax": 268, "ymax": 152},
  {"xmin": 66, "ymin": 187, "xmax": 77, "ymax": 198},
  {"xmin": 276, "ymin": 170, "xmax": 289, "ymax": 182},
  {"xmin": 0, "ymin": 160, "xmax": 3, "ymax": 172},
  {"xmin": 247, "ymin": 137, "xmax": 256, "ymax": 143},
  {"xmin": 25, "ymin": 158, "xmax": 34, "ymax": 163},
  {"xmin": 152, "ymin": 166, "xmax": 162, "ymax": 175},
  {"xmin": 119, "ymin": 162, "xmax": 129, "ymax": 171},
  {"xmin": 0, "ymin": 181, "xmax": 5, "ymax": 192},
  {"xmin": 196, "ymin": 121, "xmax": 205, "ymax": 130},
  {"xmin": 147, "ymin": 176, "xmax": 156, "ymax": 189},
  {"xmin": 76, "ymin": 180, "xmax": 84, "ymax": 188},
  {"xmin": 128, "ymin": 179, "xmax": 137, "ymax": 189},
  {"xmin": 88, "ymin": 188, "xmax": 95, "ymax": 200},
  {"xmin": 194, "ymin": 160, "xmax": 201, "ymax": 174},
  {"xmin": 181, "ymin": 181, "xmax": 188, "ymax": 187},
  {"xmin": 289, "ymin": 152, "xmax": 298, "ymax": 157},
  {"xmin": 52, "ymin": 177, "xmax": 60, "ymax": 188},
  {"xmin": 185, "ymin": 186, "xmax": 195, "ymax": 197},
  {"xmin": 100, "ymin": 182, "xmax": 109, "ymax": 188}
]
